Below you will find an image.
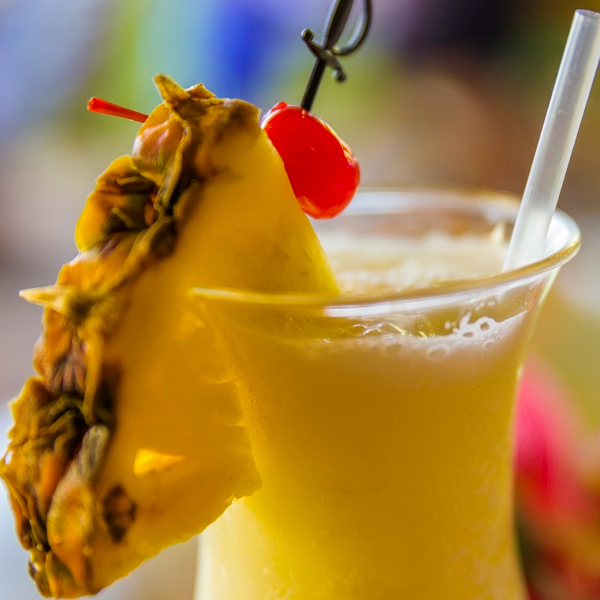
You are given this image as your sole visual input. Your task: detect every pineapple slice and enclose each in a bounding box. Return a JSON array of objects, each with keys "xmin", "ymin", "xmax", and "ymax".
[{"xmin": 0, "ymin": 75, "xmax": 338, "ymax": 597}]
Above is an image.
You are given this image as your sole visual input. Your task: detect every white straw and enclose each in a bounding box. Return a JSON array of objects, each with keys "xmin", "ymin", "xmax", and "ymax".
[{"xmin": 504, "ymin": 9, "xmax": 600, "ymax": 271}]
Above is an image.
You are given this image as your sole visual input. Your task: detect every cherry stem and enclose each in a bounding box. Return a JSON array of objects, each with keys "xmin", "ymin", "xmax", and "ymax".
[
  {"xmin": 300, "ymin": 0, "xmax": 372, "ymax": 112},
  {"xmin": 87, "ymin": 97, "xmax": 148, "ymax": 123}
]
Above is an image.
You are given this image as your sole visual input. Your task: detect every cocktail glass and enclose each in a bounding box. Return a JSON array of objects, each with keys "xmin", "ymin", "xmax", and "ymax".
[{"xmin": 190, "ymin": 187, "xmax": 580, "ymax": 600}]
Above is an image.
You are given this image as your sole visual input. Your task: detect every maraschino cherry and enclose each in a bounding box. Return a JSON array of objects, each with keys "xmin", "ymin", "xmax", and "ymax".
[
  {"xmin": 262, "ymin": 102, "xmax": 359, "ymax": 219},
  {"xmin": 261, "ymin": 0, "xmax": 370, "ymax": 218}
]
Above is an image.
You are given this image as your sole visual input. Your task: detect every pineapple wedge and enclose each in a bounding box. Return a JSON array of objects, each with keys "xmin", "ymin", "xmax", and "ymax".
[{"xmin": 0, "ymin": 75, "xmax": 338, "ymax": 597}]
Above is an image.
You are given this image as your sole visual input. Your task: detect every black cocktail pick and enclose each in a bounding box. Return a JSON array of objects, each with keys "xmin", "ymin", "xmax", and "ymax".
[{"xmin": 300, "ymin": 0, "xmax": 373, "ymax": 112}]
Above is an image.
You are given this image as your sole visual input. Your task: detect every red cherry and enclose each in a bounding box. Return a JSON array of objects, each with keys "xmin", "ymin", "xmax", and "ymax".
[{"xmin": 262, "ymin": 102, "xmax": 360, "ymax": 219}]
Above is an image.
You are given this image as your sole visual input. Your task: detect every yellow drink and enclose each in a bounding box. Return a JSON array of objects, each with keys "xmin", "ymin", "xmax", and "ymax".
[{"xmin": 193, "ymin": 188, "xmax": 580, "ymax": 600}]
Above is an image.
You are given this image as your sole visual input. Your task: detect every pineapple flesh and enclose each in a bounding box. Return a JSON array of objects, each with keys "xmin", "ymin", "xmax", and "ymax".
[{"xmin": 0, "ymin": 75, "xmax": 338, "ymax": 597}]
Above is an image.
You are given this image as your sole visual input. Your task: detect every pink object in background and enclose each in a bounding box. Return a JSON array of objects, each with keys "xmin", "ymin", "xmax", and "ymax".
[{"xmin": 516, "ymin": 359, "xmax": 600, "ymax": 600}]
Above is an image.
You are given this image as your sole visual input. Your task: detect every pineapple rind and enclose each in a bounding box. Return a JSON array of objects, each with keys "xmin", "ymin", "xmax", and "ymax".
[
  {"xmin": 0, "ymin": 378, "xmax": 88, "ymax": 597},
  {"xmin": 74, "ymin": 156, "xmax": 159, "ymax": 252}
]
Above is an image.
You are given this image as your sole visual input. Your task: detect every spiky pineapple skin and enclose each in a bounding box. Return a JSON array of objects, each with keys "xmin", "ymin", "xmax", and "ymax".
[{"xmin": 1, "ymin": 75, "xmax": 337, "ymax": 597}]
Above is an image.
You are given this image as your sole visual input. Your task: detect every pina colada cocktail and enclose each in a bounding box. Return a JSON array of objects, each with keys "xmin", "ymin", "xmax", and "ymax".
[{"xmin": 193, "ymin": 188, "xmax": 580, "ymax": 600}]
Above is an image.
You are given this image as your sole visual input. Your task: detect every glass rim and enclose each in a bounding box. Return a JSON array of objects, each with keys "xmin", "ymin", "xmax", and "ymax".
[{"xmin": 189, "ymin": 185, "xmax": 581, "ymax": 311}]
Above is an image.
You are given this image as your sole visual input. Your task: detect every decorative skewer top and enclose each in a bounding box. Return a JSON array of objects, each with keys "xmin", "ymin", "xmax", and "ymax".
[{"xmin": 300, "ymin": 0, "xmax": 372, "ymax": 111}]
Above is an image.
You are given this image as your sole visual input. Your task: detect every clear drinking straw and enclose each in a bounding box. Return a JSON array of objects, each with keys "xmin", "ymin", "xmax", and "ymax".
[{"xmin": 504, "ymin": 9, "xmax": 600, "ymax": 271}]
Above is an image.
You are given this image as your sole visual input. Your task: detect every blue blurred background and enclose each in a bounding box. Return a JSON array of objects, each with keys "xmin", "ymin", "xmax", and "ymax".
[{"xmin": 1, "ymin": 0, "xmax": 599, "ymax": 598}]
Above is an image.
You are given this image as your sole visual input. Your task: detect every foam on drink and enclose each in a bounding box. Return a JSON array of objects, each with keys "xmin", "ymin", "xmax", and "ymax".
[{"xmin": 320, "ymin": 226, "xmax": 507, "ymax": 296}]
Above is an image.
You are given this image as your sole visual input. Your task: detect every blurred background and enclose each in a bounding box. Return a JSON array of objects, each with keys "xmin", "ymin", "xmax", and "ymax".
[{"xmin": 1, "ymin": 0, "xmax": 599, "ymax": 599}]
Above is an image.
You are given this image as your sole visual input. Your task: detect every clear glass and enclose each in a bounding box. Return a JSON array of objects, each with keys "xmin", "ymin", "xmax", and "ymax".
[{"xmin": 191, "ymin": 187, "xmax": 580, "ymax": 600}]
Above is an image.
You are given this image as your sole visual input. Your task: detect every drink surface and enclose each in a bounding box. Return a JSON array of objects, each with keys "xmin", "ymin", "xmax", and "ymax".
[
  {"xmin": 195, "ymin": 230, "xmax": 530, "ymax": 600},
  {"xmin": 322, "ymin": 226, "xmax": 506, "ymax": 295}
]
